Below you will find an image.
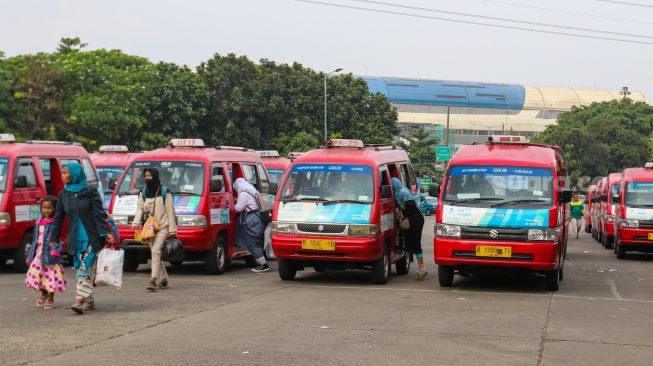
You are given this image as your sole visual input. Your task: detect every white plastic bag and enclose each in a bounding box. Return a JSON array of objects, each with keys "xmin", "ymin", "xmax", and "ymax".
[{"xmin": 95, "ymin": 248, "xmax": 124, "ymax": 289}]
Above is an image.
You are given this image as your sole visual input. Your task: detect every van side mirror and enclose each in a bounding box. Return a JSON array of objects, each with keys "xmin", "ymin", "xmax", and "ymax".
[
  {"xmin": 611, "ymin": 195, "xmax": 620, "ymax": 204},
  {"xmin": 559, "ymin": 190, "xmax": 572, "ymax": 203},
  {"xmin": 14, "ymin": 175, "xmax": 28, "ymax": 189},
  {"xmin": 428, "ymin": 184, "xmax": 440, "ymax": 198},
  {"xmin": 108, "ymin": 178, "xmax": 117, "ymax": 191},
  {"xmin": 269, "ymin": 182, "xmax": 278, "ymax": 196},
  {"xmin": 381, "ymin": 185, "xmax": 392, "ymax": 199},
  {"xmin": 210, "ymin": 178, "xmax": 223, "ymax": 192}
]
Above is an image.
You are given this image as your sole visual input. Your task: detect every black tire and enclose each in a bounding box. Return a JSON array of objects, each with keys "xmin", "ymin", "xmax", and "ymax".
[
  {"xmin": 438, "ymin": 265, "xmax": 454, "ymax": 287},
  {"xmin": 169, "ymin": 260, "xmax": 184, "ymax": 267},
  {"xmin": 395, "ymin": 252, "xmax": 410, "ymax": 275},
  {"xmin": 206, "ymin": 235, "xmax": 227, "ymax": 275},
  {"xmin": 545, "ymin": 268, "xmax": 560, "ymax": 291},
  {"xmin": 13, "ymin": 231, "xmax": 33, "ymax": 272},
  {"xmin": 616, "ymin": 242, "xmax": 627, "ymax": 259},
  {"xmin": 585, "ymin": 225, "xmax": 591, "ymax": 233},
  {"xmin": 598, "ymin": 231, "xmax": 603, "ymax": 243},
  {"xmin": 559, "ymin": 264, "xmax": 564, "ymax": 282},
  {"xmin": 278, "ymin": 259, "xmax": 297, "ymax": 281},
  {"xmin": 123, "ymin": 250, "xmax": 140, "ymax": 272},
  {"xmin": 371, "ymin": 247, "xmax": 390, "ymax": 285},
  {"xmin": 244, "ymin": 255, "xmax": 257, "ymax": 268}
]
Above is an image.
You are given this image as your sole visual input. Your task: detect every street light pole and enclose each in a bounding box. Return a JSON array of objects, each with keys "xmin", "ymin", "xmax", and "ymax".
[{"xmin": 324, "ymin": 68, "xmax": 343, "ymax": 142}]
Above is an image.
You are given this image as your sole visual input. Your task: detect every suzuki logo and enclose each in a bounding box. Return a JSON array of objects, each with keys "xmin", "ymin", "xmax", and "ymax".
[
  {"xmin": 489, "ymin": 229, "xmax": 499, "ymax": 239},
  {"xmin": 317, "ymin": 225, "xmax": 325, "ymax": 232}
]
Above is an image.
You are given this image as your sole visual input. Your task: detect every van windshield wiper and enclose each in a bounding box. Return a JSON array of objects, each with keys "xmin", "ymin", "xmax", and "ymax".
[
  {"xmin": 172, "ymin": 191, "xmax": 201, "ymax": 196},
  {"xmin": 323, "ymin": 199, "xmax": 368, "ymax": 205},
  {"xmin": 447, "ymin": 197, "xmax": 503, "ymax": 205},
  {"xmin": 281, "ymin": 197, "xmax": 327, "ymax": 203},
  {"xmin": 492, "ymin": 199, "xmax": 549, "ymax": 207},
  {"xmin": 627, "ymin": 204, "xmax": 653, "ymax": 208}
]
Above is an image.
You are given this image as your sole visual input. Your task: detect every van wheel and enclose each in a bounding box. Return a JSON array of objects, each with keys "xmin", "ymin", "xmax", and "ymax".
[
  {"xmin": 438, "ymin": 265, "xmax": 454, "ymax": 287},
  {"xmin": 372, "ymin": 247, "xmax": 390, "ymax": 284},
  {"xmin": 206, "ymin": 235, "xmax": 227, "ymax": 275},
  {"xmin": 558, "ymin": 265, "xmax": 564, "ymax": 282},
  {"xmin": 169, "ymin": 260, "xmax": 184, "ymax": 267},
  {"xmin": 123, "ymin": 251, "xmax": 140, "ymax": 272},
  {"xmin": 545, "ymin": 268, "xmax": 560, "ymax": 291},
  {"xmin": 278, "ymin": 259, "xmax": 297, "ymax": 281},
  {"xmin": 604, "ymin": 235, "xmax": 613, "ymax": 249},
  {"xmin": 616, "ymin": 242, "xmax": 627, "ymax": 259},
  {"xmin": 13, "ymin": 232, "xmax": 33, "ymax": 272},
  {"xmin": 395, "ymin": 252, "xmax": 411, "ymax": 275}
]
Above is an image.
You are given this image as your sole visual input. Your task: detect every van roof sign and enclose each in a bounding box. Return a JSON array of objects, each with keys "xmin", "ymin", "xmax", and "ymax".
[
  {"xmin": 168, "ymin": 139, "xmax": 205, "ymax": 148},
  {"xmin": 257, "ymin": 150, "xmax": 280, "ymax": 157},
  {"xmin": 325, "ymin": 139, "xmax": 364, "ymax": 148},
  {"xmin": 488, "ymin": 135, "xmax": 529, "ymax": 144},
  {"xmin": 0, "ymin": 134, "xmax": 16, "ymax": 143},
  {"xmin": 645, "ymin": 162, "xmax": 653, "ymax": 169},
  {"xmin": 99, "ymin": 145, "xmax": 129, "ymax": 153}
]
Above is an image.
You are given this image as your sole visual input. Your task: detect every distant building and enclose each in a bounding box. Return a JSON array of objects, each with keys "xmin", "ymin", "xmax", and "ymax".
[{"xmin": 362, "ymin": 76, "xmax": 646, "ymax": 146}]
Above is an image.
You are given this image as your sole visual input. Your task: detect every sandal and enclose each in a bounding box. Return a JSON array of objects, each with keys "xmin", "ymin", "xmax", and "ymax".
[
  {"xmin": 43, "ymin": 299, "xmax": 55, "ymax": 310},
  {"xmin": 146, "ymin": 279, "xmax": 157, "ymax": 292},
  {"xmin": 158, "ymin": 279, "xmax": 169, "ymax": 290},
  {"xmin": 414, "ymin": 270, "xmax": 429, "ymax": 281},
  {"xmin": 36, "ymin": 295, "xmax": 48, "ymax": 308},
  {"xmin": 83, "ymin": 301, "xmax": 96, "ymax": 311},
  {"xmin": 70, "ymin": 298, "xmax": 85, "ymax": 315}
]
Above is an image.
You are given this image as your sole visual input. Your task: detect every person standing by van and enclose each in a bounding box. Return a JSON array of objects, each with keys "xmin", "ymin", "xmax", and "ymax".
[
  {"xmin": 50, "ymin": 162, "xmax": 108, "ymax": 314},
  {"xmin": 233, "ymin": 178, "xmax": 269, "ymax": 273},
  {"xmin": 391, "ymin": 178, "xmax": 427, "ymax": 280},
  {"xmin": 132, "ymin": 168, "xmax": 177, "ymax": 291},
  {"xmin": 570, "ymin": 193, "xmax": 584, "ymax": 239}
]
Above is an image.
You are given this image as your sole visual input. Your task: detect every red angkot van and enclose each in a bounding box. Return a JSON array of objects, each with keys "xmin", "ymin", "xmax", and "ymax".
[
  {"xmin": 585, "ymin": 184, "xmax": 596, "ymax": 233},
  {"xmin": 257, "ymin": 150, "xmax": 291, "ymax": 188},
  {"xmin": 613, "ymin": 163, "xmax": 653, "ymax": 259},
  {"xmin": 0, "ymin": 134, "xmax": 100, "ymax": 271},
  {"xmin": 271, "ymin": 139, "xmax": 418, "ymax": 284},
  {"xmin": 109, "ymin": 139, "xmax": 273, "ymax": 274},
  {"xmin": 432, "ymin": 135, "xmax": 571, "ymax": 291},
  {"xmin": 598, "ymin": 172, "xmax": 623, "ymax": 249},
  {"xmin": 90, "ymin": 145, "xmax": 140, "ymax": 209}
]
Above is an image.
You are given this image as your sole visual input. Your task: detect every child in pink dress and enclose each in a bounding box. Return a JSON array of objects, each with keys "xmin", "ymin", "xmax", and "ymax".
[{"xmin": 25, "ymin": 196, "xmax": 67, "ymax": 310}]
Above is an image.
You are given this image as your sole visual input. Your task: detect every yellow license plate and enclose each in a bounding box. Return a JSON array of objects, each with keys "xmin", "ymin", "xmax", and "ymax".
[
  {"xmin": 301, "ymin": 239, "xmax": 336, "ymax": 251},
  {"xmin": 648, "ymin": 233, "xmax": 653, "ymax": 241},
  {"xmin": 476, "ymin": 246, "xmax": 512, "ymax": 258}
]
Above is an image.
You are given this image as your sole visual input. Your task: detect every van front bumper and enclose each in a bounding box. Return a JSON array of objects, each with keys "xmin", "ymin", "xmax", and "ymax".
[{"xmin": 272, "ymin": 234, "xmax": 382, "ymax": 263}]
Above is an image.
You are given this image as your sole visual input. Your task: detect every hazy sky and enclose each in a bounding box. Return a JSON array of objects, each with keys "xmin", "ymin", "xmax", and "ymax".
[{"xmin": 2, "ymin": 0, "xmax": 653, "ymax": 98}]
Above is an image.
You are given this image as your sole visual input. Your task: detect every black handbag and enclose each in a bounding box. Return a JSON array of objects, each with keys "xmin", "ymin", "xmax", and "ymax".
[{"xmin": 161, "ymin": 236, "xmax": 185, "ymax": 262}]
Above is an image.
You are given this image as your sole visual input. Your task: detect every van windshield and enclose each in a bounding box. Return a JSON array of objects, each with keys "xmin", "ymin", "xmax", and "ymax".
[
  {"xmin": 267, "ymin": 168, "xmax": 285, "ymax": 185},
  {"xmin": 280, "ymin": 164, "xmax": 374, "ymax": 204},
  {"xmin": 97, "ymin": 166, "xmax": 124, "ymax": 193},
  {"xmin": 625, "ymin": 182, "xmax": 653, "ymax": 207},
  {"xmin": 117, "ymin": 161, "xmax": 205, "ymax": 196},
  {"xmin": 443, "ymin": 165, "xmax": 554, "ymax": 206},
  {"xmin": 0, "ymin": 157, "xmax": 8, "ymax": 192}
]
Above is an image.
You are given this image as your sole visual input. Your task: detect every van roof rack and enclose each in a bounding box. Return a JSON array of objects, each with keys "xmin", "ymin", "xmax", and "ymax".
[
  {"xmin": 25, "ymin": 140, "xmax": 82, "ymax": 146},
  {"xmin": 215, "ymin": 146, "xmax": 253, "ymax": 152},
  {"xmin": 364, "ymin": 144, "xmax": 402, "ymax": 151}
]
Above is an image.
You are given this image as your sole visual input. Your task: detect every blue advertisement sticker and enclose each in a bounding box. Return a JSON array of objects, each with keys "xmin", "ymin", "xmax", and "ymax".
[
  {"xmin": 450, "ymin": 166, "xmax": 551, "ymax": 177},
  {"xmin": 267, "ymin": 168, "xmax": 285, "ymax": 175},
  {"xmin": 292, "ymin": 164, "xmax": 372, "ymax": 174},
  {"xmin": 277, "ymin": 202, "xmax": 372, "ymax": 224}
]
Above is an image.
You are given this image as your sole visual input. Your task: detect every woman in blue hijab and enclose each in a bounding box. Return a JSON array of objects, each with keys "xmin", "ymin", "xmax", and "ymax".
[
  {"xmin": 50, "ymin": 162, "xmax": 108, "ymax": 314},
  {"xmin": 391, "ymin": 177, "xmax": 427, "ymax": 280}
]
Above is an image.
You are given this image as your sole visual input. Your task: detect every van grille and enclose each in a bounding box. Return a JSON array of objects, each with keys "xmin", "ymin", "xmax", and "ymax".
[
  {"xmin": 296, "ymin": 223, "xmax": 347, "ymax": 235},
  {"xmin": 453, "ymin": 251, "xmax": 534, "ymax": 261},
  {"xmin": 461, "ymin": 226, "xmax": 529, "ymax": 241}
]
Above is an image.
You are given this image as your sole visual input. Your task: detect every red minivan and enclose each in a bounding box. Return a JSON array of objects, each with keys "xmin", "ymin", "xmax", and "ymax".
[
  {"xmin": 0, "ymin": 134, "xmax": 100, "ymax": 271},
  {"xmin": 599, "ymin": 172, "xmax": 623, "ymax": 249},
  {"xmin": 585, "ymin": 184, "xmax": 596, "ymax": 233},
  {"xmin": 271, "ymin": 139, "xmax": 418, "ymax": 284},
  {"xmin": 109, "ymin": 139, "xmax": 273, "ymax": 274},
  {"xmin": 613, "ymin": 163, "xmax": 653, "ymax": 259},
  {"xmin": 432, "ymin": 135, "xmax": 571, "ymax": 291},
  {"xmin": 90, "ymin": 145, "xmax": 140, "ymax": 209},
  {"xmin": 258, "ymin": 150, "xmax": 292, "ymax": 187}
]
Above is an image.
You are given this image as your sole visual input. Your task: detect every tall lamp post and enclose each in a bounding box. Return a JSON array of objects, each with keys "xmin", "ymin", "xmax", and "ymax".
[{"xmin": 324, "ymin": 68, "xmax": 343, "ymax": 141}]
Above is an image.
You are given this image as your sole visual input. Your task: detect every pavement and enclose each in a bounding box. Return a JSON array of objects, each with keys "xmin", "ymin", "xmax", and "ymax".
[{"xmin": 1, "ymin": 216, "xmax": 652, "ymax": 366}]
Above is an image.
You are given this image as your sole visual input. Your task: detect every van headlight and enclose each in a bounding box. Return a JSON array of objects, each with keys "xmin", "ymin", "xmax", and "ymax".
[
  {"xmin": 177, "ymin": 215, "xmax": 207, "ymax": 227},
  {"xmin": 110, "ymin": 214, "xmax": 129, "ymax": 226},
  {"xmin": 349, "ymin": 224, "xmax": 378, "ymax": 237},
  {"xmin": 528, "ymin": 228, "xmax": 560, "ymax": 241},
  {"xmin": 435, "ymin": 223, "xmax": 461, "ymax": 238},
  {"xmin": 272, "ymin": 222, "xmax": 296, "ymax": 234},
  {"xmin": 621, "ymin": 219, "xmax": 639, "ymax": 228},
  {"xmin": 0, "ymin": 212, "xmax": 10, "ymax": 226}
]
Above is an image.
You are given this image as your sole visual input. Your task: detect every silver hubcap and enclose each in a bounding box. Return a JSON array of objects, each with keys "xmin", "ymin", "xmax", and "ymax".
[
  {"xmin": 216, "ymin": 245, "xmax": 224, "ymax": 268},
  {"xmin": 383, "ymin": 253, "xmax": 389, "ymax": 278}
]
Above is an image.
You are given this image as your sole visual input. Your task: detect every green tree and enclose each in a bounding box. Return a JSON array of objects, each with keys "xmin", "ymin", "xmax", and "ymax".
[
  {"xmin": 400, "ymin": 127, "xmax": 439, "ymax": 177},
  {"xmin": 537, "ymin": 99, "xmax": 653, "ymax": 185}
]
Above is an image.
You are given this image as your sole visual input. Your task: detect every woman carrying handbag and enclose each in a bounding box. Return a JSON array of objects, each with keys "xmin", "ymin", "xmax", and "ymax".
[
  {"xmin": 391, "ymin": 178, "xmax": 427, "ymax": 281},
  {"xmin": 132, "ymin": 168, "xmax": 177, "ymax": 291}
]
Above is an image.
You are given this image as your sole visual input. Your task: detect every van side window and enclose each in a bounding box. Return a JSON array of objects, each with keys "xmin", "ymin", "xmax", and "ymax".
[
  {"xmin": 38, "ymin": 159, "xmax": 53, "ymax": 195},
  {"xmin": 242, "ymin": 164, "xmax": 259, "ymax": 190},
  {"xmin": 379, "ymin": 166, "xmax": 390, "ymax": 187},
  {"xmin": 211, "ymin": 164, "xmax": 225, "ymax": 193},
  {"xmin": 257, "ymin": 164, "xmax": 269, "ymax": 194},
  {"xmin": 401, "ymin": 164, "xmax": 412, "ymax": 187},
  {"xmin": 15, "ymin": 158, "xmax": 37, "ymax": 188},
  {"xmin": 407, "ymin": 163, "xmax": 418, "ymax": 188}
]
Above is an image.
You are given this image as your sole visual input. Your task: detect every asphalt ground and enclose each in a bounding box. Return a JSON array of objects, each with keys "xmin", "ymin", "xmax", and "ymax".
[{"xmin": 1, "ymin": 216, "xmax": 652, "ymax": 366}]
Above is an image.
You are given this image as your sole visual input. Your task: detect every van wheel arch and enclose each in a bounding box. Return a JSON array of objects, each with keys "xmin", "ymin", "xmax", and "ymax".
[{"xmin": 14, "ymin": 228, "xmax": 34, "ymax": 272}]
